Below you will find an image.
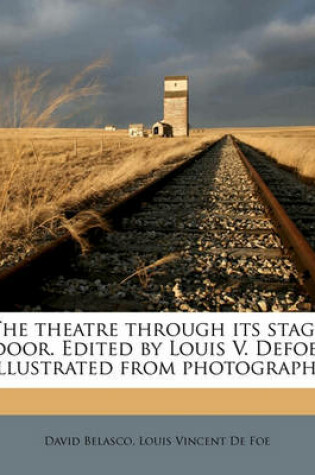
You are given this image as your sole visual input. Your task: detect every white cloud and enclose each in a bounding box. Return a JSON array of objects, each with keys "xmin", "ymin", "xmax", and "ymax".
[
  {"xmin": 0, "ymin": 0, "xmax": 84, "ymax": 45},
  {"xmin": 264, "ymin": 14, "xmax": 315, "ymax": 42}
]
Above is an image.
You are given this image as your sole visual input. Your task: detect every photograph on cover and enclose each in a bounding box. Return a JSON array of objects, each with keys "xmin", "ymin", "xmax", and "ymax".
[{"xmin": 0, "ymin": 0, "xmax": 315, "ymax": 312}]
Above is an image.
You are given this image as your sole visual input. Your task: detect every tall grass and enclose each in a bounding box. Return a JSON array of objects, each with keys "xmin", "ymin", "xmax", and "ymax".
[
  {"xmin": 1, "ymin": 58, "xmax": 107, "ymax": 128},
  {"xmin": 0, "ymin": 59, "xmax": 112, "ymax": 264},
  {"xmin": 234, "ymin": 128, "xmax": 315, "ymax": 179},
  {"xmin": 0, "ymin": 125, "xmax": 220, "ymax": 266}
]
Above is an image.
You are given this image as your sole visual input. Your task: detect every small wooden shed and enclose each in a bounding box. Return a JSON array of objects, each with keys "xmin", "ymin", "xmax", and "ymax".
[
  {"xmin": 152, "ymin": 121, "xmax": 172, "ymax": 137},
  {"xmin": 129, "ymin": 123, "xmax": 145, "ymax": 137}
]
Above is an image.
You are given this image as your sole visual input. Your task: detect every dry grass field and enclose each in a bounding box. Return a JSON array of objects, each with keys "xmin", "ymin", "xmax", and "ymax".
[
  {"xmin": 1, "ymin": 124, "xmax": 315, "ymax": 268},
  {"xmin": 0, "ymin": 127, "xmax": 221, "ymax": 266},
  {"xmin": 232, "ymin": 126, "xmax": 315, "ymax": 179}
]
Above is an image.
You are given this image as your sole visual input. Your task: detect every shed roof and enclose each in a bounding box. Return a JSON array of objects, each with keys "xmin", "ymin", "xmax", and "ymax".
[{"xmin": 152, "ymin": 121, "xmax": 172, "ymax": 128}]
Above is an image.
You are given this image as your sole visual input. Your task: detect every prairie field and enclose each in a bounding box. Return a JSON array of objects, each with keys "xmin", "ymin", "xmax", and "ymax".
[
  {"xmin": 232, "ymin": 126, "xmax": 315, "ymax": 179},
  {"xmin": 0, "ymin": 127, "xmax": 221, "ymax": 266},
  {"xmin": 1, "ymin": 125, "xmax": 315, "ymax": 268}
]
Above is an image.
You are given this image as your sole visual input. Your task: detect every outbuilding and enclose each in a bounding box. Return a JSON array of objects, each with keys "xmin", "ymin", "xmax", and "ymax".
[
  {"xmin": 129, "ymin": 124, "xmax": 145, "ymax": 137},
  {"xmin": 152, "ymin": 121, "xmax": 172, "ymax": 138}
]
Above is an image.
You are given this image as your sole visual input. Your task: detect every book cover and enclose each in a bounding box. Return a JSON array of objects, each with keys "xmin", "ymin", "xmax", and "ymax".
[{"xmin": 0, "ymin": 1, "xmax": 314, "ymax": 474}]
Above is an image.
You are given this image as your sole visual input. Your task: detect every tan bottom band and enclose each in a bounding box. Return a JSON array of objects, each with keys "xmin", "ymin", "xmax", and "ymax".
[{"xmin": 0, "ymin": 389, "xmax": 314, "ymax": 415}]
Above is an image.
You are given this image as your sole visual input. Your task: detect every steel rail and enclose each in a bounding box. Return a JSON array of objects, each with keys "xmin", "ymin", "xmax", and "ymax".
[
  {"xmin": 0, "ymin": 137, "xmax": 223, "ymax": 310},
  {"xmin": 231, "ymin": 135, "xmax": 315, "ymax": 299}
]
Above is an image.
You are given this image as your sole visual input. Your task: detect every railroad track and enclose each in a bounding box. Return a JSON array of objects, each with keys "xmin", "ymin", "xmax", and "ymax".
[{"xmin": 1, "ymin": 135, "xmax": 315, "ymax": 312}]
